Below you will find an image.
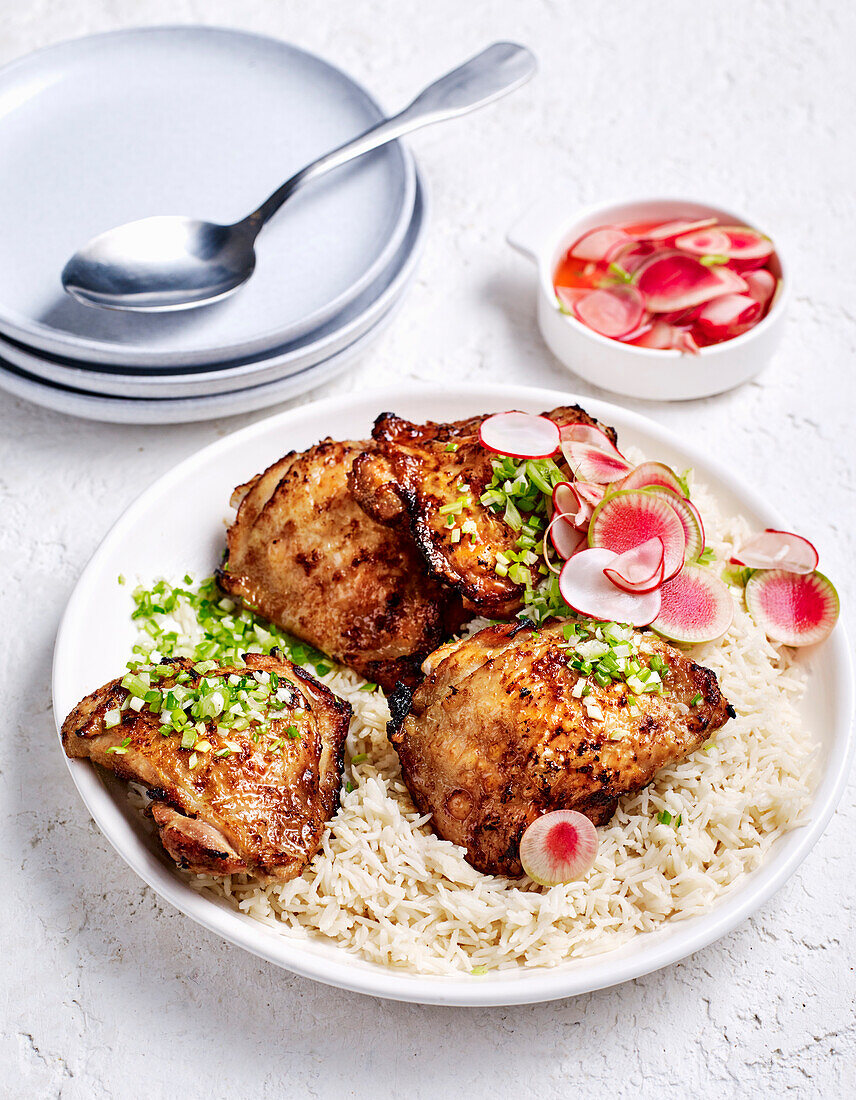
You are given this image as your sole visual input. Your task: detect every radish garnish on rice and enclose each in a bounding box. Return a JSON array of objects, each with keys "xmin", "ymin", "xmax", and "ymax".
[
  {"xmin": 745, "ymin": 569, "xmax": 839, "ymax": 647},
  {"xmin": 519, "ymin": 810, "xmax": 599, "ymax": 886},
  {"xmin": 478, "ymin": 411, "xmax": 561, "ymax": 459}
]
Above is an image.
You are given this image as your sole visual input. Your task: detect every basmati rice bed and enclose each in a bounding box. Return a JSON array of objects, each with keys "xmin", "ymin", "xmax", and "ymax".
[{"xmin": 127, "ymin": 480, "xmax": 815, "ymax": 977}]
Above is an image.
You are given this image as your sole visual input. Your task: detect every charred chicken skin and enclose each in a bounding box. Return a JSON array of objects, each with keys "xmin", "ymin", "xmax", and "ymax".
[
  {"xmin": 388, "ymin": 620, "xmax": 734, "ymax": 877},
  {"xmin": 349, "ymin": 405, "xmax": 617, "ymax": 618},
  {"xmin": 217, "ymin": 439, "xmax": 466, "ymax": 691},
  {"xmin": 62, "ymin": 653, "xmax": 351, "ymax": 882}
]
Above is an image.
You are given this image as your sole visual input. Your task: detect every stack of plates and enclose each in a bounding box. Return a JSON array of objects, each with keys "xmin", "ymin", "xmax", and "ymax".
[{"xmin": 0, "ymin": 28, "xmax": 426, "ymax": 423}]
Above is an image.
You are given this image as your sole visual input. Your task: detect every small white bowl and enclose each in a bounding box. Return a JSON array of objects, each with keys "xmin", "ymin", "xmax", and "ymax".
[{"xmin": 508, "ymin": 197, "xmax": 788, "ymax": 400}]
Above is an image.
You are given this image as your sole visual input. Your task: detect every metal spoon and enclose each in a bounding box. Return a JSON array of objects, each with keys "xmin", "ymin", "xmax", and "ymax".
[{"xmin": 62, "ymin": 42, "xmax": 536, "ymax": 313}]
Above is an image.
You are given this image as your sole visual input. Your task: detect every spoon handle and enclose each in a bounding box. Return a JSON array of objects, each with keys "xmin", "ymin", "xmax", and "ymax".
[{"xmin": 246, "ymin": 42, "xmax": 537, "ymax": 230}]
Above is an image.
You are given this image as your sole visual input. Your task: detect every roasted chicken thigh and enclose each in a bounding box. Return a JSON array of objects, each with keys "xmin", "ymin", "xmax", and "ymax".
[
  {"xmin": 388, "ymin": 620, "xmax": 734, "ymax": 876},
  {"xmin": 350, "ymin": 405, "xmax": 617, "ymax": 617},
  {"xmin": 218, "ymin": 439, "xmax": 465, "ymax": 691},
  {"xmin": 62, "ymin": 653, "xmax": 351, "ymax": 882}
]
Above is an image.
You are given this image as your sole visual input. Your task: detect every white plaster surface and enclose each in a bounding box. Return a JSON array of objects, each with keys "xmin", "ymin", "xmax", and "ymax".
[{"xmin": 1, "ymin": 1, "xmax": 854, "ymax": 1096}]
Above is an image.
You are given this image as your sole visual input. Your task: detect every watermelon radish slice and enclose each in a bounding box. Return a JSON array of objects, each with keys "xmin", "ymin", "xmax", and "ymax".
[
  {"xmin": 732, "ymin": 529, "xmax": 819, "ymax": 574},
  {"xmin": 559, "ymin": 423, "xmax": 624, "ymax": 458},
  {"xmin": 651, "ymin": 564, "xmax": 734, "ymax": 644},
  {"xmin": 612, "ymin": 461, "xmax": 687, "ymax": 497},
  {"xmin": 559, "ymin": 548, "xmax": 662, "ymax": 625},
  {"xmin": 574, "ymin": 481, "xmax": 607, "ymax": 507},
  {"xmin": 644, "ymin": 486, "xmax": 705, "ymax": 561},
  {"xmin": 572, "ymin": 286, "xmax": 646, "ymax": 338},
  {"xmin": 548, "ymin": 512, "xmax": 587, "ymax": 561},
  {"xmin": 561, "ymin": 441, "xmax": 634, "ymax": 484},
  {"xmin": 479, "ymin": 412, "xmax": 560, "ymax": 458},
  {"xmin": 603, "ymin": 537, "xmax": 665, "ymax": 594},
  {"xmin": 674, "ymin": 228, "xmax": 731, "ymax": 256},
  {"xmin": 609, "ymin": 240, "xmax": 658, "ymax": 274},
  {"xmin": 744, "ymin": 269, "xmax": 777, "ymax": 309},
  {"xmin": 718, "ymin": 226, "xmax": 774, "ymax": 264},
  {"xmin": 569, "ymin": 226, "xmax": 632, "ymax": 263},
  {"xmin": 745, "ymin": 569, "xmax": 839, "ymax": 647},
  {"xmin": 636, "ymin": 253, "xmax": 748, "ymax": 312},
  {"xmin": 519, "ymin": 810, "xmax": 599, "ymax": 885},
  {"xmin": 636, "ymin": 218, "xmax": 717, "ymax": 242},
  {"xmin": 696, "ymin": 294, "xmax": 761, "ymax": 340},
  {"xmin": 588, "ymin": 490, "xmax": 686, "ymax": 580}
]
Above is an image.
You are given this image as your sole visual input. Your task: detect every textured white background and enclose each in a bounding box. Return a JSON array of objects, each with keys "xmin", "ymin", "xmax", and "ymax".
[{"xmin": 1, "ymin": 2, "xmax": 854, "ymax": 1097}]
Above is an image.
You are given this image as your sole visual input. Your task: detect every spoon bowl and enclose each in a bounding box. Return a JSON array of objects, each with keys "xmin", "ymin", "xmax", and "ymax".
[{"xmin": 62, "ymin": 216, "xmax": 257, "ymax": 312}]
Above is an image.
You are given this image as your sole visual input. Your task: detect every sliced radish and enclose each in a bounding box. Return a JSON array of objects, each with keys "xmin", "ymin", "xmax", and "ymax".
[
  {"xmin": 616, "ymin": 317, "xmax": 654, "ymax": 343},
  {"xmin": 553, "ymin": 482, "xmax": 591, "ymax": 528},
  {"xmin": 636, "ymin": 218, "xmax": 718, "ymax": 242},
  {"xmin": 588, "ymin": 490, "xmax": 686, "ymax": 580},
  {"xmin": 610, "ymin": 240, "xmax": 658, "ymax": 274},
  {"xmin": 559, "ymin": 548, "xmax": 662, "ymax": 625},
  {"xmin": 612, "ymin": 461, "xmax": 687, "ymax": 497},
  {"xmin": 574, "ymin": 481, "xmax": 607, "ymax": 507},
  {"xmin": 732, "ymin": 529, "xmax": 819, "ymax": 574},
  {"xmin": 569, "ymin": 226, "xmax": 632, "ymax": 263},
  {"xmin": 651, "ymin": 564, "xmax": 734, "ymax": 644},
  {"xmin": 603, "ymin": 537, "xmax": 666, "ymax": 594},
  {"xmin": 572, "ymin": 285, "xmax": 646, "ymax": 339},
  {"xmin": 745, "ymin": 569, "xmax": 839, "ymax": 647},
  {"xmin": 631, "ymin": 320, "xmax": 685, "ymax": 350},
  {"xmin": 559, "ymin": 423, "xmax": 624, "ymax": 458},
  {"xmin": 718, "ymin": 226, "xmax": 774, "ymax": 264},
  {"xmin": 636, "ymin": 253, "xmax": 748, "ymax": 312},
  {"xmin": 744, "ymin": 269, "xmax": 777, "ymax": 309},
  {"xmin": 519, "ymin": 809, "xmax": 599, "ymax": 885},
  {"xmin": 548, "ymin": 512, "xmax": 587, "ymax": 560},
  {"xmin": 561, "ymin": 441, "xmax": 634, "ymax": 484},
  {"xmin": 479, "ymin": 412, "xmax": 560, "ymax": 459},
  {"xmin": 644, "ymin": 487, "xmax": 705, "ymax": 562},
  {"xmin": 696, "ymin": 293, "xmax": 761, "ymax": 340},
  {"xmin": 556, "ymin": 286, "xmax": 590, "ymax": 313},
  {"xmin": 674, "ymin": 228, "xmax": 731, "ymax": 256}
]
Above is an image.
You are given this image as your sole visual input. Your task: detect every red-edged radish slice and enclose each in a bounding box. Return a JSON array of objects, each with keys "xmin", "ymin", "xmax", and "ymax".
[
  {"xmin": 744, "ymin": 269, "xmax": 777, "ymax": 309},
  {"xmin": 696, "ymin": 293, "xmax": 761, "ymax": 340},
  {"xmin": 572, "ymin": 285, "xmax": 646, "ymax": 339},
  {"xmin": 548, "ymin": 513, "xmax": 587, "ymax": 560},
  {"xmin": 636, "ymin": 253, "xmax": 748, "ymax": 312},
  {"xmin": 631, "ymin": 320, "xmax": 685, "ymax": 350},
  {"xmin": 559, "ymin": 548, "xmax": 662, "ymax": 625},
  {"xmin": 519, "ymin": 809, "xmax": 599, "ymax": 885},
  {"xmin": 553, "ymin": 483, "xmax": 591, "ymax": 528},
  {"xmin": 636, "ymin": 218, "xmax": 718, "ymax": 242},
  {"xmin": 732, "ymin": 529, "xmax": 819, "ymax": 574},
  {"xmin": 603, "ymin": 537, "xmax": 666, "ymax": 594},
  {"xmin": 609, "ymin": 240, "xmax": 658, "ymax": 274},
  {"xmin": 745, "ymin": 569, "xmax": 839, "ymax": 647},
  {"xmin": 479, "ymin": 412, "xmax": 560, "ymax": 458},
  {"xmin": 718, "ymin": 226, "xmax": 774, "ymax": 264},
  {"xmin": 616, "ymin": 317, "xmax": 654, "ymax": 343},
  {"xmin": 574, "ymin": 481, "xmax": 607, "ymax": 507},
  {"xmin": 588, "ymin": 490, "xmax": 686, "ymax": 580},
  {"xmin": 612, "ymin": 461, "xmax": 688, "ymax": 497},
  {"xmin": 643, "ymin": 487, "xmax": 705, "ymax": 561},
  {"xmin": 673, "ymin": 228, "xmax": 732, "ymax": 256},
  {"xmin": 651, "ymin": 564, "xmax": 734, "ymax": 644},
  {"xmin": 559, "ymin": 423, "xmax": 624, "ymax": 458},
  {"xmin": 569, "ymin": 226, "xmax": 632, "ymax": 263},
  {"xmin": 561, "ymin": 441, "xmax": 634, "ymax": 484},
  {"xmin": 556, "ymin": 286, "xmax": 591, "ymax": 312}
]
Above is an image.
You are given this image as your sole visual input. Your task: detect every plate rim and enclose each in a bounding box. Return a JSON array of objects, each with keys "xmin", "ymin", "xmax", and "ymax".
[
  {"xmin": 0, "ymin": 25, "xmax": 416, "ymax": 366},
  {"xmin": 51, "ymin": 383, "xmax": 855, "ymax": 1005}
]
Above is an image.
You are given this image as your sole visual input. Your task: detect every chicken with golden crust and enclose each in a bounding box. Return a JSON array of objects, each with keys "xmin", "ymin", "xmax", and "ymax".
[
  {"xmin": 62, "ymin": 653, "xmax": 351, "ymax": 882},
  {"xmin": 388, "ymin": 620, "xmax": 734, "ymax": 877},
  {"xmin": 349, "ymin": 405, "xmax": 617, "ymax": 618},
  {"xmin": 217, "ymin": 439, "xmax": 466, "ymax": 691}
]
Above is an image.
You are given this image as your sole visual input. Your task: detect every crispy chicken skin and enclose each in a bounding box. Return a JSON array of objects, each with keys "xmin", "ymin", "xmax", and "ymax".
[
  {"xmin": 388, "ymin": 621, "xmax": 734, "ymax": 877},
  {"xmin": 349, "ymin": 405, "xmax": 618, "ymax": 617},
  {"xmin": 62, "ymin": 654, "xmax": 351, "ymax": 882},
  {"xmin": 217, "ymin": 439, "xmax": 466, "ymax": 692}
]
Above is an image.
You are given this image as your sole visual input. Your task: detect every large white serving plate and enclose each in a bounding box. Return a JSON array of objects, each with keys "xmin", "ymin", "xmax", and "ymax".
[
  {"xmin": 52, "ymin": 385, "xmax": 854, "ymax": 1005},
  {"xmin": 0, "ymin": 27, "xmax": 414, "ymax": 366}
]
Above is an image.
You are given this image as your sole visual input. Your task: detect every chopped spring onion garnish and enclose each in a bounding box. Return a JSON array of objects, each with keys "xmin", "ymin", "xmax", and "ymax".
[
  {"xmin": 561, "ymin": 620, "xmax": 670, "ymax": 702},
  {"xmin": 657, "ymin": 810, "xmax": 672, "ymax": 825},
  {"xmin": 690, "ymin": 693, "xmax": 703, "ymax": 706},
  {"xmin": 350, "ymin": 753, "xmax": 368, "ymax": 765},
  {"xmin": 697, "ymin": 547, "xmax": 716, "ymax": 565},
  {"xmin": 471, "ymin": 965, "xmax": 489, "ymax": 976}
]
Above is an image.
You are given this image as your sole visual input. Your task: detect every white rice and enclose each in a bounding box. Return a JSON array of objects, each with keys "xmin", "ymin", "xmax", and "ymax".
[{"xmin": 131, "ymin": 479, "xmax": 815, "ymax": 976}]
